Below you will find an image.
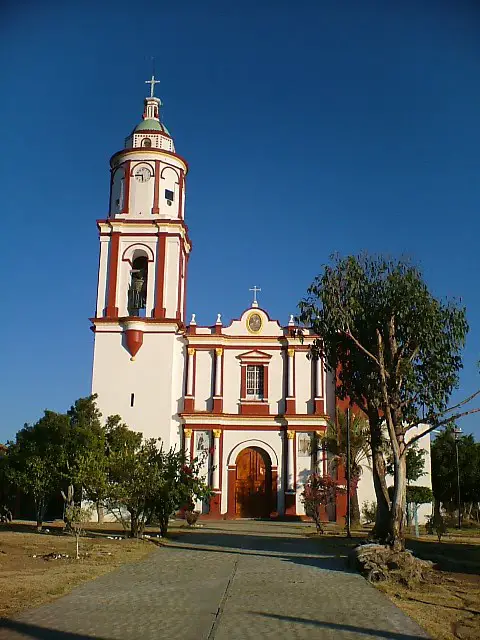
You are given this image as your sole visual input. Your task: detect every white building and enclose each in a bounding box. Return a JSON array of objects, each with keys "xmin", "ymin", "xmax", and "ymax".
[{"xmin": 91, "ymin": 78, "xmax": 430, "ymax": 522}]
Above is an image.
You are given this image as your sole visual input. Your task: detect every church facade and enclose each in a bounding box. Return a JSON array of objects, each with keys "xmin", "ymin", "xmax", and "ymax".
[{"xmin": 90, "ymin": 80, "xmax": 430, "ymax": 521}]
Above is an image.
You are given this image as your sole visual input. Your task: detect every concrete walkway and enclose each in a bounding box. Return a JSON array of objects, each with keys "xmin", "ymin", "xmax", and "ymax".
[{"xmin": 0, "ymin": 521, "xmax": 429, "ymax": 639}]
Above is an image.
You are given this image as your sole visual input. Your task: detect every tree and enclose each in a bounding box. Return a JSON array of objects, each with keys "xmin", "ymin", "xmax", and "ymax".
[
  {"xmin": 103, "ymin": 436, "xmax": 158, "ymax": 538},
  {"xmin": 152, "ymin": 448, "xmax": 211, "ymax": 537},
  {"xmin": 8, "ymin": 412, "xmax": 71, "ymax": 529},
  {"xmin": 386, "ymin": 441, "xmax": 428, "ymax": 527},
  {"xmin": 301, "ymin": 473, "xmax": 344, "ymax": 533},
  {"xmin": 322, "ymin": 408, "xmax": 370, "ymax": 525},
  {"xmin": 299, "ymin": 253, "xmax": 478, "ymax": 550},
  {"xmin": 65, "ymin": 504, "xmax": 93, "ymax": 559},
  {"xmin": 431, "ymin": 426, "xmax": 480, "ymax": 521}
]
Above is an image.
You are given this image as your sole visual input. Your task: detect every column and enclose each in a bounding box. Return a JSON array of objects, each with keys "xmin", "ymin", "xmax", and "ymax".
[
  {"xmin": 285, "ymin": 430, "xmax": 296, "ymax": 516},
  {"xmin": 314, "ymin": 357, "xmax": 324, "ymax": 414},
  {"xmin": 315, "ymin": 430, "xmax": 325, "ymax": 475},
  {"xmin": 286, "ymin": 349, "xmax": 296, "ymax": 414},
  {"xmin": 104, "ymin": 232, "xmax": 120, "ymax": 317},
  {"xmin": 184, "ymin": 428, "xmax": 192, "ymax": 460},
  {"xmin": 287, "ymin": 430, "xmax": 295, "ymax": 490},
  {"xmin": 184, "ymin": 348, "xmax": 195, "ymax": 412},
  {"xmin": 213, "ymin": 348, "xmax": 223, "ymax": 412},
  {"xmin": 210, "ymin": 429, "xmax": 222, "ymax": 517},
  {"xmin": 212, "ymin": 430, "xmax": 221, "ymax": 489}
]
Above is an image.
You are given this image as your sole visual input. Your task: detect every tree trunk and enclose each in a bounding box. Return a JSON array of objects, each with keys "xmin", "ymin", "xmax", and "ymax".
[
  {"xmin": 130, "ymin": 511, "xmax": 139, "ymax": 538},
  {"xmin": 351, "ymin": 487, "xmax": 361, "ymax": 526},
  {"xmin": 370, "ymin": 447, "xmax": 390, "ymax": 541},
  {"xmin": 389, "ymin": 453, "xmax": 407, "ymax": 551},
  {"xmin": 159, "ymin": 514, "xmax": 169, "ymax": 537},
  {"xmin": 96, "ymin": 502, "xmax": 104, "ymax": 524},
  {"xmin": 35, "ymin": 497, "xmax": 45, "ymax": 532}
]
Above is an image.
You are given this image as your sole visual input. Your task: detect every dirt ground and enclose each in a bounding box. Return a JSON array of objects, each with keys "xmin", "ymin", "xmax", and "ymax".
[
  {"xmin": 0, "ymin": 521, "xmax": 158, "ymax": 618},
  {"xmin": 381, "ymin": 534, "xmax": 480, "ymax": 640}
]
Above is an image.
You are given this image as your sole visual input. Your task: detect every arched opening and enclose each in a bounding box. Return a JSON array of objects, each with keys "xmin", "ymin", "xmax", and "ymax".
[
  {"xmin": 234, "ymin": 447, "xmax": 273, "ymax": 518},
  {"xmin": 127, "ymin": 254, "xmax": 148, "ymax": 317},
  {"xmin": 141, "ymin": 138, "xmax": 152, "ymax": 148}
]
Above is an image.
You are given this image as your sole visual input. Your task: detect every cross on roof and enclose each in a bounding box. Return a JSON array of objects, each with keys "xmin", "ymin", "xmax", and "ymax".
[
  {"xmin": 145, "ymin": 74, "xmax": 160, "ymax": 98},
  {"xmin": 249, "ymin": 285, "xmax": 261, "ymax": 307}
]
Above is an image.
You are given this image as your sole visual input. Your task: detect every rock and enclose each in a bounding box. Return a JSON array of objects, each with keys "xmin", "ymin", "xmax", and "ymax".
[{"xmin": 349, "ymin": 544, "xmax": 433, "ymax": 585}]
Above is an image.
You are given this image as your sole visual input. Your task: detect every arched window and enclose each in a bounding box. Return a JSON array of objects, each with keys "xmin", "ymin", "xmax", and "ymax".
[
  {"xmin": 127, "ymin": 255, "xmax": 148, "ymax": 317},
  {"xmin": 141, "ymin": 138, "xmax": 152, "ymax": 148}
]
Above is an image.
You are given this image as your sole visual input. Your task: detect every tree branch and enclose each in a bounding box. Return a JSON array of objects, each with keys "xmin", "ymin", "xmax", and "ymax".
[
  {"xmin": 406, "ymin": 407, "xmax": 480, "ymax": 448},
  {"xmin": 343, "ymin": 327, "xmax": 385, "ymax": 373}
]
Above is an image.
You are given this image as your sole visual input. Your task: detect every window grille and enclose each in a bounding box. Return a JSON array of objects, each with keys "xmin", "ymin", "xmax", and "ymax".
[{"xmin": 246, "ymin": 365, "xmax": 264, "ymax": 399}]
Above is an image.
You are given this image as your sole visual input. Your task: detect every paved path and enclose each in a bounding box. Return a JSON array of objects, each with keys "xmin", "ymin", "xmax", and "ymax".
[{"xmin": 0, "ymin": 521, "xmax": 428, "ymax": 639}]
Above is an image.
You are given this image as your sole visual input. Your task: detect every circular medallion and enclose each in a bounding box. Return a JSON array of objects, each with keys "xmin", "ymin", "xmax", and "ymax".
[{"xmin": 247, "ymin": 312, "xmax": 262, "ymax": 333}]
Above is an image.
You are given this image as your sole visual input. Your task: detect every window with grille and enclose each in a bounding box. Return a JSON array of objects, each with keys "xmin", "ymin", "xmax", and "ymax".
[{"xmin": 246, "ymin": 365, "xmax": 264, "ymax": 399}]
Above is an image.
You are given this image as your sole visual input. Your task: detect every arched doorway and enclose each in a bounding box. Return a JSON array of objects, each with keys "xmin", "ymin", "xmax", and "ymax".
[{"xmin": 235, "ymin": 447, "xmax": 273, "ymax": 518}]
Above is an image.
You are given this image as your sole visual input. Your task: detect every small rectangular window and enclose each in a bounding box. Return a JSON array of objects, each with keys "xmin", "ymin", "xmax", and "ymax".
[
  {"xmin": 130, "ymin": 393, "xmax": 135, "ymax": 407},
  {"xmin": 165, "ymin": 189, "xmax": 174, "ymax": 201},
  {"xmin": 246, "ymin": 365, "xmax": 264, "ymax": 400}
]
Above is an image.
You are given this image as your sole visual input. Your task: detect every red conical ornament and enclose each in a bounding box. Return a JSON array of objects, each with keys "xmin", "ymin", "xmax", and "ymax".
[{"xmin": 125, "ymin": 329, "xmax": 143, "ymax": 360}]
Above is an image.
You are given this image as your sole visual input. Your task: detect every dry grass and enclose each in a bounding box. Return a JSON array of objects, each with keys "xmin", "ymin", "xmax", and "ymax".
[{"xmin": 0, "ymin": 521, "xmax": 157, "ymax": 618}]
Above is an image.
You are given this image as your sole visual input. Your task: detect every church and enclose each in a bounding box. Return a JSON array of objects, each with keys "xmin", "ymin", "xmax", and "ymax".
[{"xmin": 90, "ymin": 78, "xmax": 430, "ymax": 522}]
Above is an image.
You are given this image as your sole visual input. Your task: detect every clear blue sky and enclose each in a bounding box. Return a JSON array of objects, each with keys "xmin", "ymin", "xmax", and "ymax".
[{"xmin": 1, "ymin": 0, "xmax": 479, "ymax": 441}]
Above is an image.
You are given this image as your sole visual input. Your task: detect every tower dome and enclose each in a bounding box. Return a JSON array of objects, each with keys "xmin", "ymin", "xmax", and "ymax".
[{"xmin": 124, "ymin": 76, "xmax": 174, "ymax": 151}]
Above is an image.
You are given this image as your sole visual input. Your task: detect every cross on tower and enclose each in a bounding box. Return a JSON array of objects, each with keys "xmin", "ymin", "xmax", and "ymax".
[
  {"xmin": 145, "ymin": 74, "xmax": 160, "ymax": 98},
  {"xmin": 249, "ymin": 285, "xmax": 261, "ymax": 307}
]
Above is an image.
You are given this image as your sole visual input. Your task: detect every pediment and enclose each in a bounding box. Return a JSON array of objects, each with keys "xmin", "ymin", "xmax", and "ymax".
[{"xmin": 236, "ymin": 349, "xmax": 272, "ymax": 361}]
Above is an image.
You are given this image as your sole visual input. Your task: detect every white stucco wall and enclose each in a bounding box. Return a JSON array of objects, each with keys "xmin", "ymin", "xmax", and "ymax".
[
  {"xmin": 357, "ymin": 426, "xmax": 433, "ymax": 525},
  {"xmin": 91, "ymin": 327, "xmax": 185, "ymax": 449}
]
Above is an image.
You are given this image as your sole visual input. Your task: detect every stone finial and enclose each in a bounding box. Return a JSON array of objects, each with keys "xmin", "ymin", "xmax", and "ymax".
[
  {"xmin": 288, "ymin": 314, "xmax": 295, "ymax": 326},
  {"xmin": 216, "ymin": 313, "xmax": 222, "ymax": 324},
  {"xmin": 190, "ymin": 313, "xmax": 196, "ymax": 325}
]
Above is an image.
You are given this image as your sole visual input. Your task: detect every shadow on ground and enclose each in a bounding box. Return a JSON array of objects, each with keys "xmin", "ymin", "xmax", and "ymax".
[
  {"xmin": 0, "ymin": 619, "xmax": 114, "ymax": 640},
  {"xmin": 168, "ymin": 528, "xmax": 358, "ymax": 574},
  {"xmin": 247, "ymin": 613, "xmax": 428, "ymax": 640}
]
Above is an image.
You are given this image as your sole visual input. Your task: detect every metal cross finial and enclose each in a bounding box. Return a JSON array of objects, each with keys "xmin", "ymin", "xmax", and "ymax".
[
  {"xmin": 249, "ymin": 285, "xmax": 261, "ymax": 306},
  {"xmin": 145, "ymin": 74, "xmax": 160, "ymax": 98}
]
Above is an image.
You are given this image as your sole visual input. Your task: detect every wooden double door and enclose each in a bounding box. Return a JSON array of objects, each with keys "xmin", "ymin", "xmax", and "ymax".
[{"xmin": 235, "ymin": 447, "xmax": 273, "ymax": 518}]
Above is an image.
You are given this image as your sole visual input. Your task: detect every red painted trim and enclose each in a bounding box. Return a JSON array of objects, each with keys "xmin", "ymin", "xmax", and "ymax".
[
  {"xmin": 183, "ymin": 343, "xmax": 313, "ymax": 351},
  {"xmin": 213, "ymin": 398, "xmax": 224, "ymax": 413},
  {"xmin": 219, "ymin": 430, "xmax": 224, "ymax": 493},
  {"xmin": 184, "ymin": 397, "xmax": 195, "ymax": 412},
  {"xmin": 192, "ymin": 351, "xmax": 197, "ymax": 399},
  {"xmin": 263, "ymin": 364, "xmax": 269, "ymax": 400},
  {"xmin": 178, "ymin": 169, "xmax": 184, "ymax": 220},
  {"xmin": 153, "ymin": 234, "xmax": 166, "ymax": 319},
  {"xmin": 284, "ymin": 492, "xmax": 297, "ymax": 516},
  {"xmin": 239, "ymin": 402, "xmax": 270, "ymax": 416},
  {"xmin": 110, "ymin": 147, "xmax": 189, "ymax": 175},
  {"xmin": 227, "ymin": 466, "xmax": 236, "ymax": 517},
  {"xmin": 121, "ymin": 161, "xmax": 131, "ymax": 214},
  {"xmin": 314, "ymin": 398, "xmax": 325, "ymax": 414},
  {"xmin": 183, "ymin": 254, "xmax": 189, "ymax": 322},
  {"xmin": 240, "ymin": 364, "xmax": 246, "ymax": 399},
  {"xmin": 152, "ymin": 159, "xmax": 160, "ymax": 214},
  {"xmin": 286, "ymin": 399, "xmax": 296, "ymax": 414},
  {"xmin": 176, "ymin": 238, "xmax": 184, "ymax": 321},
  {"xmin": 271, "ymin": 467, "xmax": 279, "ymax": 517},
  {"xmin": 104, "ymin": 232, "xmax": 120, "ymax": 317}
]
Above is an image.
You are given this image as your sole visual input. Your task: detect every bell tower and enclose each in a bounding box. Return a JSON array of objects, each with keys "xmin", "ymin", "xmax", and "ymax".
[{"xmin": 91, "ymin": 77, "xmax": 190, "ymax": 446}]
